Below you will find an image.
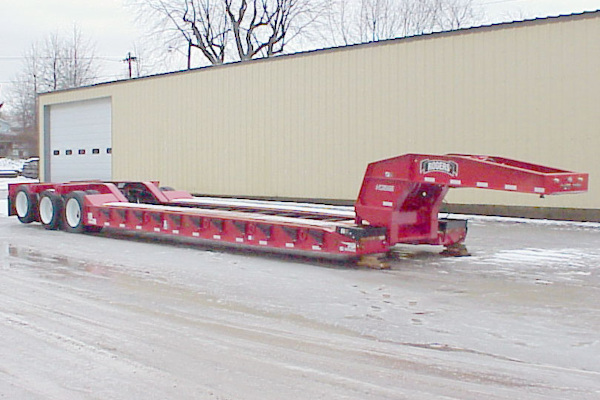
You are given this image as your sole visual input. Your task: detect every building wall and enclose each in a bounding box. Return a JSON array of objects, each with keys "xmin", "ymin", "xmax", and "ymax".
[{"xmin": 38, "ymin": 12, "xmax": 600, "ymax": 213}]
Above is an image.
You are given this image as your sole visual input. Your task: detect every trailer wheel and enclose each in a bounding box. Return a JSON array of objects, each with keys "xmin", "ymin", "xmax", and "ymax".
[
  {"xmin": 64, "ymin": 191, "xmax": 88, "ymax": 233},
  {"xmin": 38, "ymin": 190, "xmax": 63, "ymax": 230},
  {"xmin": 14, "ymin": 187, "xmax": 37, "ymax": 224}
]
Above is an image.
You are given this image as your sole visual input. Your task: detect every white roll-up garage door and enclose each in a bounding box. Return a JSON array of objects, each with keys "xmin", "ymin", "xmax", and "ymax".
[{"xmin": 47, "ymin": 97, "xmax": 112, "ymax": 182}]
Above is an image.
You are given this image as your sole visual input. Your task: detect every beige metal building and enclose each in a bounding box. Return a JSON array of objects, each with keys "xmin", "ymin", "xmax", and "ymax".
[{"xmin": 38, "ymin": 11, "xmax": 600, "ymax": 220}]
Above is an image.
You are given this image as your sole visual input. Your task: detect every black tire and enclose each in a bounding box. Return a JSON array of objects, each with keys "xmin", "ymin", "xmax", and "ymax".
[
  {"xmin": 14, "ymin": 187, "xmax": 38, "ymax": 224},
  {"xmin": 63, "ymin": 191, "xmax": 88, "ymax": 233},
  {"xmin": 63, "ymin": 191, "xmax": 102, "ymax": 233},
  {"xmin": 38, "ymin": 190, "xmax": 63, "ymax": 230}
]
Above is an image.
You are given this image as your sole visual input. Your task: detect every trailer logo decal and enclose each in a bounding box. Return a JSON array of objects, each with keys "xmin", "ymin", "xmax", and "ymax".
[
  {"xmin": 340, "ymin": 242, "xmax": 357, "ymax": 253},
  {"xmin": 375, "ymin": 184, "xmax": 395, "ymax": 192},
  {"xmin": 420, "ymin": 160, "xmax": 458, "ymax": 177}
]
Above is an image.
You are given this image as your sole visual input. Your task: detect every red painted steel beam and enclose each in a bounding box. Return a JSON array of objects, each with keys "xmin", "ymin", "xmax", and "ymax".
[
  {"xmin": 354, "ymin": 154, "xmax": 588, "ymax": 246},
  {"xmin": 7, "ymin": 154, "xmax": 589, "ymax": 260}
]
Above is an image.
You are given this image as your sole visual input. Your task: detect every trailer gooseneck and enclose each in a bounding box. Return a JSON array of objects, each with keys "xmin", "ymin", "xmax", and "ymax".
[{"xmin": 8, "ymin": 154, "xmax": 588, "ymax": 268}]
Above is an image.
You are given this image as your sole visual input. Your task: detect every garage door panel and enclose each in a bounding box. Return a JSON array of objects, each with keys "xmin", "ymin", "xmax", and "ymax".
[
  {"xmin": 48, "ymin": 97, "xmax": 112, "ymax": 182},
  {"xmin": 51, "ymin": 154, "xmax": 112, "ymax": 181}
]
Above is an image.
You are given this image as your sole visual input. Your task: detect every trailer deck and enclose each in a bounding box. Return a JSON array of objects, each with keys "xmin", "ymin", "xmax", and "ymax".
[
  {"xmin": 171, "ymin": 197, "xmax": 356, "ymax": 219},
  {"xmin": 7, "ymin": 154, "xmax": 588, "ymax": 267}
]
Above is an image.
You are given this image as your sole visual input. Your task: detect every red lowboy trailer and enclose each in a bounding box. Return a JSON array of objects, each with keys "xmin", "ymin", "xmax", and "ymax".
[{"xmin": 8, "ymin": 154, "xmax": 588, "ymax": 268}]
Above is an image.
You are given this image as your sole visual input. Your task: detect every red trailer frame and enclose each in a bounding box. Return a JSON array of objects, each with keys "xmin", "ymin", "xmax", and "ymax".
[{"xmin": 7, "ymin": 154, "xmax": 588, "ymax": 267}]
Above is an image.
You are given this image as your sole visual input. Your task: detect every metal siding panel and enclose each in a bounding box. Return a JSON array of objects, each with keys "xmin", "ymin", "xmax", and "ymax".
[{"xmin": 37, "ymin": 14, "xmax": 600, "ymax": 211}]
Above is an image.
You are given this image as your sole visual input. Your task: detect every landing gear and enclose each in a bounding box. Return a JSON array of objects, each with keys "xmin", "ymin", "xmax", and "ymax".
[
  {"xmin": 357, "ymin": 254, "xmax": 390, "ymax": 269},
  {"xmin": 441, "ymin": 243, "xmax": 470, "ymax": 257}
]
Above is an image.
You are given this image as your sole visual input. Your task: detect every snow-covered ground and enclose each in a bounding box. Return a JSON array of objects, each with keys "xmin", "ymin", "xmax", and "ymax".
[
  {"xmin": 0, "ymin": 158, "xmax": 25, "ymax": 171},
  {"xmin": 0, "ymin": 158, "xmax": 26, "ymax": 177},
  {"xmin": 1, "ymin": 178, "xmax": 599, "ymax": 399}
]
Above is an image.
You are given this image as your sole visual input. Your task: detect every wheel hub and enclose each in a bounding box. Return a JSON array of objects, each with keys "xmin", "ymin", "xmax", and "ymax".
[
  {"xmin": 39, "ymin": 196, "xmax": 54, "ymax": 225},
  {"xmin": 15, "ymin": 191, "xmax": 29, "ymax": 218},
  {"xmin": 65, "ymin": 198, "xmax": 82, "ymax": 228}
]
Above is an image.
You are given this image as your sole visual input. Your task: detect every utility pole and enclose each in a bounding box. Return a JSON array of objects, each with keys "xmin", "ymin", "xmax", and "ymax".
[
  {"xmin": 123, "ymin": 52, "xmax": 138, "ymax": 78},
  {"xmin": 187, "ymin": 40, "xmax": 192, "ymax": 70}
]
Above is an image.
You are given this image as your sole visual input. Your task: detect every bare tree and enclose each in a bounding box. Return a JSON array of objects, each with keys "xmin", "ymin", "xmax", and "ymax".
[
  {"xmin": 187, "ymin": 0, "xmax": 230, "ymax": 64},
  {"xmin": 128, "ymin": 0, "xmax": 232, "ymax": 67},
  {"xmin": 326, "ymin": 0, "xmax": 481, "ymax": 46},
  {"xmin": 8, "ymin": 44, "xmax": 42, "ymax": 136},
  {"xmin": 5, "ymin": 26, "xmax": 99, "ymax": 148},
  {"xmin": 324, "ymin": 0, "xmax": 353, "ymax": 45},
  {"xmin": 61, "ymin": 26, "xmax": 98, "ymax": 88},
  {"xmin": 225, "ymin": 0, "xmax": 322, "ymax": 60},
  {"xmin": 138, "ymin": 0, "xmax": 229, "ymax": 65},
  {"xmin": 358, "ymin": 0, "xmax": 404, "ymax": 42},
  {"xmin": 128, "ymin": 0, "xmax": 327, "ymax": 66},
  {"xmin": 130, "ymin": 0, "xmax": 479, "ymax": 69},
  {"xmin": 427, "ymin": 0, "xmax": 479, "ymax": 30}
]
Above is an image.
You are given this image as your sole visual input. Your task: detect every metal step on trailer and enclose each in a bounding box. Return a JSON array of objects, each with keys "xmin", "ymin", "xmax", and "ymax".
[{"xmin": 169, "ymin": 197, "xmax": 356, "ymax": 220}]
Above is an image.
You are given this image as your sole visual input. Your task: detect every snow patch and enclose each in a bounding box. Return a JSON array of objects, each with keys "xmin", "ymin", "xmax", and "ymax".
[
  {"xmin": 490, "ymin": 248, "xmax": 590, "ymax": 267},
  {"xmin": 468, "ymin": 247, "xmax": 600, "ymax": 284},
  {"xmin": 0, "ymin": 158, "xmax": 25, "ymax": 171}
]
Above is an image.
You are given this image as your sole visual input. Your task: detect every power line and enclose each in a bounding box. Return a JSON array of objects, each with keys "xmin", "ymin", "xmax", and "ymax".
[
  {"xmin": 480, "ymin": 0, "xmax": 522, "ymax": 4},
  {"xmin": 0, "ymin": 55, "xmax": 126, "ymax": 61}
]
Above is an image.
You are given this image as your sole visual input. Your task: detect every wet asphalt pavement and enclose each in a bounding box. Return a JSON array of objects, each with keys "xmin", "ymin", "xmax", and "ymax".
[{"xmin": 1, "ymin": 205, "xmax": 599, "ymax": 399}]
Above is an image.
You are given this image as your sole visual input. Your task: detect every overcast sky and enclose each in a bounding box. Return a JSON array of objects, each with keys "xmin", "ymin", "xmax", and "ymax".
[{"xmin": 1, "ymin": 0, "xmax": 600, "ymax": 103}]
